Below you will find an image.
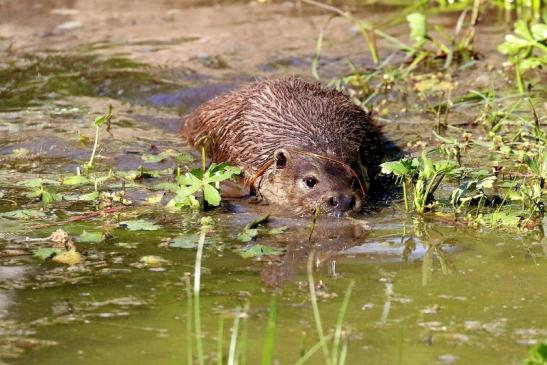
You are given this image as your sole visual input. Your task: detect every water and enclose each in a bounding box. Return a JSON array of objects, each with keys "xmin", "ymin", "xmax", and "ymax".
[{"xmin": 0, "ymin": 1, "xmax": 545, "ymax": 364}]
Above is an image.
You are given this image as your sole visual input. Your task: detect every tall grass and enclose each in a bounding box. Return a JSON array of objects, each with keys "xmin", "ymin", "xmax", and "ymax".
[{"xmin": 185, "ymin": 237, "xmax": 356, "ymax": 364}]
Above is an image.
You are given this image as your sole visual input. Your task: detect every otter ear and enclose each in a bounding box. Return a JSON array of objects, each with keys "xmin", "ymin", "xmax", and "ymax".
[{"xmin": 274, "ymin": 149, "xmax": 290, "ymax": 169}]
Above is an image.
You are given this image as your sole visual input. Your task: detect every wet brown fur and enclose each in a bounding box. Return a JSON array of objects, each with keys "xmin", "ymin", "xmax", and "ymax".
[{"xmin": 181, "ymin": 77, "xmax": 384, "ymax": 215}]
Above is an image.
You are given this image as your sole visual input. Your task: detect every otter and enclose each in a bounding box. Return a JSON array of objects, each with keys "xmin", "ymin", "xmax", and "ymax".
[{"xmin": 181, "ymin": 77, "xmax": 384, "ymax": 216}]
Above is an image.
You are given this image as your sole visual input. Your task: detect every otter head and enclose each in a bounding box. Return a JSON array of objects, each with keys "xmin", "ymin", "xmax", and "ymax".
[{"xmin": 258, "ymin": 149, "xmax": 364, "ymax": 217}]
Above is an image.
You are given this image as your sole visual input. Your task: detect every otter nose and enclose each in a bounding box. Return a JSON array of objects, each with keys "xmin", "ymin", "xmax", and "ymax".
[{"xmin": 328, "ymin": 193, "xmax": 357, "ymax": 213}]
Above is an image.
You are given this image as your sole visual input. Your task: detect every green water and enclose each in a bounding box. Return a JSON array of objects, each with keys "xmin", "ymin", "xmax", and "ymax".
[{"xmin": 3, "ymin": 213, "xmax": 546, "ymax": 365}]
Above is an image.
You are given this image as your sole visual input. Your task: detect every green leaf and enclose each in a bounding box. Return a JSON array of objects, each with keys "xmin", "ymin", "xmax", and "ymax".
[
  {"xmin": 520, "ymin": 57, "xmax": 543, "ymax": 71},
  {"xmin": 203, "ymin": 184, "xmax": 221, "ymax": 206},
  {"xmin": 142, "ymin": 153, "xmax": 169, "ymax": 164},
  {"xmin": 406, "ymin": 13, "xmax": 427, "ymax": 47},
  {"xmin": 177, "ymin": 172, "xmax": 202, "ymax": 187},
  {"xmin": 433, "ymin": 160, "xmax": 458, "ymax": 174},
  {"xmin": 0, "ymin": 209, "xmax": 47, "ymax": 219},
  {"xmin": 33, "ymin": 247, "xmax": 62, "ymax": 260},
  {"xmin": 170, "ymin": 235, "xmax": 199, "ymax": 249},
  {"xmin": 40, "ymin": 189, "xmax": 62, "ymax": 204},
  {"xmin": 485, "ymin": 211, "xmax": 521, "ymax": 228},
  {"xmin": 78, "ymin": 230, "xmax": 105, "ymax": 243},
  {"xmin": 119, "ymin": 219, "xmax": 161, "ymax": 231},
  {"xmin": 380, "ymin": 161, "xmax": 406, "ymax": 176},
  {"xmin": 170, "ymin": 194, "xmax": 200, "ymax": 209},
  {"xmin": 119, "ymin": 167, "xmax": 160, "ymax": 180},
  {"xmin": 207, "ymin": 163, "xmax": 241, "ymax": 183},
  {"xmin": 268, "ymin": 226, "xmax": 288, "ymax": 235},
  {"xmin": 531, "ymin": 23, "xmax": 547, "ymax": 41},
  {"xmin": 238, "ymin": 228, "xmax": 258, "ymax": 242},
  {"xmin": 235, "ymin": 244, "xmax": 285, "ymax": 258},
  {"xmin": 245, "ymin": 214, "xmax": 271, "ymax": 230},
  {"xmin": 143, "ymin": 150, "xmax": 194, "ymax": 164},
  {"xmin": 93, "ymin": 105, "xmax": 113, "ymax": 127},
  {"xmin": 421, "ymin": 152, "xmax": 435, "ymax": 179},
  {"xmin": 513, "ymin": 20, "xmax": 534, "ymax": 41},
  {"xmin": 17, "ymin": 178, "xmax": 59, "ymax": 188},
  {"xmin": 79, "ymin": 191, "xmax": 100, "ymax": 201},
  {"xmin": 524, "ymin": 340, "xmax": 547, "ymax": 365},
  {"xmin": 63, "ymin": 175, "xmax": 90, "ymax": 186},
  {"xmin": 153, "ymin": 182, "xmax": 179, "ymax": 193}
]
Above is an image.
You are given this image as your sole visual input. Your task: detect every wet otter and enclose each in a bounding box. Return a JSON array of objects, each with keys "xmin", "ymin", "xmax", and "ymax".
[{"xmin": 181, "ymin": 77, "xmax": 384, "ymax": 216}]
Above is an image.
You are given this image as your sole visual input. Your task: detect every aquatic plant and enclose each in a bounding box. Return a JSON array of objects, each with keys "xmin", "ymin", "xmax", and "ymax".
[
  {"xmin": 523, "ymin": 339, "xmax": 547, "ymax": 365},
  {"xmin": 498, "ymin": 20, "xmax": 547, "ymax": 93},
  {"xmin": 83, "ymin": 105, "xmax": 113, "ymax": 173},
  {"xmin": 381, "ymin": 153, "xmax": 458, "ymax": 213}
]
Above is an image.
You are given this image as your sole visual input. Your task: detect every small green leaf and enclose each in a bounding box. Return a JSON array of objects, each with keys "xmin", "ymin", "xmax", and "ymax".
[
  {"xmin": 33, "ymin": 248, "xmax": 62, "ymax": 260},
  {"xmin": 520, "ymin": 57, "xmax": 543, "ymax": 71},
  {"xmin": 153, "ymin": 182, "xmax": 179, "ymax": 193},
  {"xmin": 203, "ymin": 184, "xmax": 221, "ymax": 206},
  {"xmin": 238, "ymin": 228, "xmax": 258, "ymax": 242},
  {"xmin": 170, "ymin": 235, "xmax": 198, "ymax": 249},
  {"xmin": 531, "ymin": 23, "xmax": 547, "ymax": 41},
  {"xmin": 142, "ymin": 153, "xmax": 169, "ymax": 164},
  {"xmin": 78, "ymin": 230, "xmax": 105, "ymax": 243},
  {"xmin": 268, "ymin": 226, "xmax": 288, "ymax": 235},
  {"xmin": 79, "ymin": 191, "xmax": 100, "ymax": 201},
  {"xmin": 63, "ymin": 175, "xmax": 90, "ymax": 186},
  {"xmin": 407, "ymin": 13, "xmax": 427, "ymax": 47},
  {"xmin": 245, "ymin": 214, "xmax": 271, "ymax": 230},
  {"xmin": 513, "ymin": 20, "xmax": 534, "ymax": 41},
  {"xmin": 17, "ymin": 178, "xmax": 59, "ymax": 188},
  {"xmin": 433, "ymin": 160, "xmax": 458, "ymax": 174},
  {"xmin": 380, "ymin": 161, "xmax": 410, "ymax": 176},
  {"xmin": 40, "ymin": 189, "xmax": 62, "ymax": 204},
  {"xmin": 235, "ymin": 244, "xmax": 285, "ymax": 258},
  {"xmin": 93, "ymin": 105, "xmax": 113, "ymax": 127},
  {"xmin": 207, "ymin": 163, "xmax": 241, "ymax": 183},
  {"xmin": 0, "ymin": 209, "xmax": 47, "ymax": 219},
  {"xmin": 119, "ymin": 219, "xmax": 161, "ymax": 231}
]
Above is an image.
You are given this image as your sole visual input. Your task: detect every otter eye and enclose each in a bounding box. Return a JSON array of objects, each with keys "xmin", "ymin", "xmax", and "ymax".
[{"xmin": 304, "ymin": 177, "xmax": 318, "ymax": 188}]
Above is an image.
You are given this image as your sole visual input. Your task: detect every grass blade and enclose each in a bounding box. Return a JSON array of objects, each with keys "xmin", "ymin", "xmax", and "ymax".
[
  {"xmin": 331, "ymin": 281, "xmax": 354, "ymax": 364},
  {"xmin": 261, "ymin": 297, "xmax": 278, "ymax": 365},
  {"xmin": 227, "ymin": 308, "xmax": 241, "ymax": 365},
  {"xmin": 194, "ymin": 229, "xmax": 207, "ymax": 365},
  {"xmin": 307, "ymin": 251, "xmax": 332, "ymax": 365}
]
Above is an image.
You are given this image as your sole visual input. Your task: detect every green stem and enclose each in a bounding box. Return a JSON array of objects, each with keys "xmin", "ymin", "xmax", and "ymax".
[
  {"xmin": 87, "ymin": 126, "xmax": 100, "ymax": 169},
  {"xmin": 332, "ymin": 281, "xmax": 354, "ymax": 365},
  {"xmin": 294, "ymin": 335, "xmax": 333, "ymax": 365},
  {"xmin": 403, "ymin": 179, "xmax": 409, "ymax": 212},
  {"xmin": 185, "ymin": 276, "xmax": 193, "ymax": 365},
  {"xmin": 261, "ymin": 298, "xmax": 278, "ymax": 365},
  {"xmin": 227, "ymin": 308, "xmax": 241, "ymax": 365},
  {"xmin": 201, "ymin": 146, "xmax": 206, "ymax": 171},
  {"xmin": 307, "ymin": 251, "xmax": 333, "ymax": 365},
  {"xmin": 194, "ymin": 230, "xmax": 207, "ymax": 365},
  {"xmin": 515, "ymin": 63, "xmax": 524, "ymax": 94}
]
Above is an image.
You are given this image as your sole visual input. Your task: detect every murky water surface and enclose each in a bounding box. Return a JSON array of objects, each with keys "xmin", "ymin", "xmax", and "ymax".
[{"xmin": 0, "ymin": 1, "xmax": 546, "ymax": 364}]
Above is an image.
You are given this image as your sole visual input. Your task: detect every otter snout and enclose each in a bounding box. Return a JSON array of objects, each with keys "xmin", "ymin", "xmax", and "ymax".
[{"xmin": 328, "ymin": 193, "xmax": 359, "ymax": 216}]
